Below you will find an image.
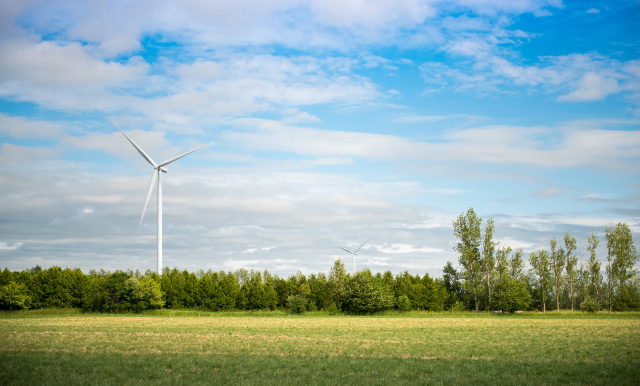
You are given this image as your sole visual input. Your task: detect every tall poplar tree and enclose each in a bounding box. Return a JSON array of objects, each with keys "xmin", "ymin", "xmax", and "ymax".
[
  {"xmin": 549, "ymin": 237, "xmax": 566, "ymax": 311},
  {"xmin": 530, "ymin": 249, "xmax": 550, "ymax": 313},
  {"xmin": 453, "ymin": 208, "xmax": 483, "ymax": 312},
  {"xmin": 563, "ymin": 233, "xmax": 577, "ymax": 311},
  {"xmin": 605, "ymin": 226, "xmax": 615, "ymax": 312},
  {"xmin": 510, "ymin": 248, "xmax": 524, "ymax": 280},
  {"xmin": 607, "ymin": 223, "xmax": 639, "ymax": 310},
  {"xmin": 481, "ymin": 218, "xmax": 496, "ymax": 310},
  {"xmin": 587, "ymin": 232, "xmax": 601, "ymax": 305}
]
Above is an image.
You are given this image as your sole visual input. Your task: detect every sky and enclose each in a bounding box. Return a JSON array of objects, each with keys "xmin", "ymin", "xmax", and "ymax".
[{"xmin": 0, "ymin": 0, "xmax": 639, "ymax": 278}]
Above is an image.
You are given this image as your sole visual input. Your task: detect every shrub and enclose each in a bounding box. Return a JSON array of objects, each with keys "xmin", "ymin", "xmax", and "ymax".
[
  {"xmin": 342, "ymin": 270, "xmax": 394, "ymax": 314},
  {"xmin": 286, "ymin": 295, "xmax": 307, "ymax": 314},
  {"xmin": 493, "ymin": 278, "xmax": 531, "ymax": 313},
  {"xmin": 324, "ymin": 301, "xmax": 338, "ymax": 314},
  {"xmin": 580, "ymin": 296, "xmax": 599, "ymax": 313},
  {"xmin": 0, "ymin": 281, "xmax": 31, "ymax": 310},
  {"xmin": 451, "ymin": 301, "xmax": 466, "ymax": 312},
  {"xmin": 396, "ymin": 295, "xmax": 412, "ymax": 311},
  {"xmin": 83, "ymin": 273, "xmax": 164, "ymax": 313}
]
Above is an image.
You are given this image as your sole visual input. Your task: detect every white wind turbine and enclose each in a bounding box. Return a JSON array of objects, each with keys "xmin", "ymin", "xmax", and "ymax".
[
  {"xmin": 337, "ymin": 239, "xmax": 369, "ymax": 274},
  {"xmin": 114, "ymin": 122, "xmax": 215, "ymax": 275}
]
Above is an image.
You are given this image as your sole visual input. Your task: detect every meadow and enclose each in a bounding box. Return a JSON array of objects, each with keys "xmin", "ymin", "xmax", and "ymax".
[{"xmin": 1, "ymin": 311, "xmax": 639, "ymax": 385}]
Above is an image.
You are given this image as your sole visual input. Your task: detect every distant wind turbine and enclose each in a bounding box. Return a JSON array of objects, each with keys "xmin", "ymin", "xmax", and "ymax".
[
  {"xmin": 114, "ymin": 122, "xmax": 215, "ymax": 275},
  {"xmin": 337, "ymin": 239, "xmax": 369, "ymax": 274}
]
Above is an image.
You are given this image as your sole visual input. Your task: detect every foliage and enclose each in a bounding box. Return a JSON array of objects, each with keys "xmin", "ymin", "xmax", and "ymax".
[
  {"xmin": 493, "ymin": 277, "xmax": 531, "ymax": 313},
  {"xmin": 396, "ymin": 294, "xmax": 411, "ymax": 311},
  {"xmin": 549, "ymin": 237, "xmax": 566, "ymax": 312},
  {"xmin": 453, "ymin": 208, "xmax": 483, "ymax": 312},
  {"xmin": 481, "ymin": 218, "xmax": 496, "ymax": 310},
  {"xmin": 450, "ymin": 300, "xmax": 466, "ymax": 312},
  {"xmin": 342, "ymin": 270, "xmax": 394, "ymax": 314},
  {"xmin": 0, "ymin": 282, "xmax": 31, "ymax": 310},
  {"xmin": 82, "ymin": 272, "xmax": 165, "ymax": 313},
  {"xmin": 580, "ymin": 296, "xmax": 600, "ymax": 313},
  {"xmin": 285, "ymin": 294, "xmax": 307, "ymax": 314},
  {"xmin": 529, "ymin": 250, "xmax": 551, "ymax": 312},
  {"xmin": 606, "ymin": 223, "xmax": 639, "ymax": 311}
]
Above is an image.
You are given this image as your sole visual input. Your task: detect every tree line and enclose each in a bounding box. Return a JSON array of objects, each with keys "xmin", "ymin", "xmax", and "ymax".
[
  {"xmin": 450, "ymin": 208, "xmax": 639, "ymax": 313},
  {"xmin": 1, "ymin": 208, "xmax": 638, "ymax": 313},
  {"xmin": 0, "ymin": 262, "xmax": 447, "ymax": 314}
]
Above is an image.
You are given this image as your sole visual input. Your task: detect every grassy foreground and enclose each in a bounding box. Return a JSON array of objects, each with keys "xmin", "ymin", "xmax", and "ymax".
[{"xmin": 1, "ymin": 311, "xmax": 639, "ymax": 385}]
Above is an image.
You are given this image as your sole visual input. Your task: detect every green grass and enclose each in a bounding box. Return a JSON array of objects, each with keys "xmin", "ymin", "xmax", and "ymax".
[{"xmin": 1, "ymin": 311, "xmax": 638, "ymax": 385}]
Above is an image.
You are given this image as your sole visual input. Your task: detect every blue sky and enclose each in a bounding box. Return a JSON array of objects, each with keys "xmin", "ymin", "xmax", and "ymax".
[{"xmin": 0, "ymin": 0, "xmax": 638, "ymax": 277}]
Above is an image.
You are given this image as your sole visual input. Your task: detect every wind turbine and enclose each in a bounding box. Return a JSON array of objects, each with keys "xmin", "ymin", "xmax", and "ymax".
[
  {"xmin": 337, "ymin": 239, "xmax": 369, "ymax": 274},
  {"xmin": 114, "ymin": 122, "xmax": 215, "ymax": 275}
]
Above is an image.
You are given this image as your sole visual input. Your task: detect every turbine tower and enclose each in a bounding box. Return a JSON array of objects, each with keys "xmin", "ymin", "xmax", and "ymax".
[
  {"xmin": 115, "ymin": 122, "xmax": 215, "ymax": 275},
  {"xmin": 337, "ymin": 239, "xmax": 369, "ymax": 274}
]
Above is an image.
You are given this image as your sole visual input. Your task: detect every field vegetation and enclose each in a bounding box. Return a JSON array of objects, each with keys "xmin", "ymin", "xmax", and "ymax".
[{"xmin": 1, "ymin": 311, "xmax": 639, "ymax": 385}]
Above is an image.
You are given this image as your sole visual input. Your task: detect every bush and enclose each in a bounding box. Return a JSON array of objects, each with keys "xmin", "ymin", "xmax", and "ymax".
[
  {"xmin": 286, "ymin": 295, "xmax": 307, "ymax": 314},
  {"xmin": 0, "ymin": 281, "xmax": 31, "ymax": 310},
  {"xmin": 342, "ymin": 270, "xmax": 394, "ymax": 314},
  {"xmin": 451, "ymin": 301, "xmax": 466, "ymax": 312},
  {"xmin": 580, "ymin": 296, "xmax": 600, "ymax": 313},
  {"xmin": 396, "ymin": 295, "xmax": 412, "ymax": 311},
  {"xmin": 324, "ymin": 301, "xmax": 338, "ymax": 314},
  {"xmin": 493, "ymin": 278, "xmax": 531, "ymax": 313},
  {"xmin": 83, "ymin": 273, "xmax": 164, "ymax": 313}
]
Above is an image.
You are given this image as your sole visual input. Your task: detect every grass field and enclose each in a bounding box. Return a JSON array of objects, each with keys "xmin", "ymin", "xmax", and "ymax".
[{"xmin": 1, "ymin": 311, "xmax": 639, "ymax": 385}]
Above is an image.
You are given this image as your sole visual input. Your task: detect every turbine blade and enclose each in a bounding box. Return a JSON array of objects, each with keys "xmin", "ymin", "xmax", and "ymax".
[
  {"xmin": 139, "ymin": 169, "xmax": 157, "ymax": 234},
  {"xmin": 355, "ymin": 239, "xmax": 370, "ymax": 254},
  {"xmin": 338, "ymin": 246, "xmax": 354, "ymax": 254},
  {"xmin": 157, "ymin": 142, "xmax": 216, "ymax": 168},
  {"xmin": 113, "ymin": 122, "xmax": 157, "ymax": 168}
]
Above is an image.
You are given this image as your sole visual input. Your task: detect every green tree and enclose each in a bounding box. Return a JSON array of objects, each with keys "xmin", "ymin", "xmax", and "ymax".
[
  {"xmin": 342, "ymin": 269, "xmax": 393, "ymax": 314},
  {"xmin": 286, "ymin": 294, "xmax": 306, "ymax": 314},
  {"xmin": 139, "ymin": 276, "xmax": 165, "ymax": 310},
  {"xmin": 587, "ymin": 232, "xmax": 602, "ymax": 305},
  {"xmin": 492, "ymin": 246, "xmax": 531, "ymax": 312},
  {"xmin": 549, "ymin": 237, "xmax": 566, "ymax": 311},
  {"xmin": 263, "ymin": 270, "xmax": 279, "ymax": 311},
  {"xmin": 563, "ymin": 233, "xmax": 578, "ymax": 311},
  {"xmin": 328, "ymin": 258, "xmax": 347, "ymax": 310},
  {"xmin": 247, "ymin": 271, "xmax": 266, "ymax": 310},
  {"xmin": 493, "ymin": 276, "xmax": 530, "ymax": 313},
  {"xmin": 530, "ymin": 250, "xmax": 551, "ymax": 313},
  {"xmin": 605, "ymin": 227, "xmax": 615, "ymax": 312},
  {"xmin": 606, "ymin": 223, "xmax": 639, "ymax": 310},
  {"xmin": 481, "ymin": 218, "xmax": 496, "ymax": 310},
  {"xmin": 441, "ymin": 262, "xmax": 465, "ymax": 310},
  {"xmin": 510, "ymin": 248, "xmax": 524, "ymax": 280},
  {"xmin": 123, "ymin": 277, "xmax": 145, "ymax": 311},
  {"xmin": 0, "ymin": 281, "xmax": 31, "ymax": 310},
  {"xmin": 495, "ymin": 246, "xmax": 512, "ymax": 283},
  {"xmin": 453, "ymin": 208, "xmax": 483, "ymax": 312}
]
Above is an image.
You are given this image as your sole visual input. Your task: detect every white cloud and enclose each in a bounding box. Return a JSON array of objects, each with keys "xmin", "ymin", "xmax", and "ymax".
[
  {"xmin": 310, "ymin": 0, "xmax": 436, "ymax": 30},
  {"xmin": 0, "ymin": 242, "xmax": 23, "ymax": 250},
  {"xmin": 227, "ymin": 119, "xmax": 640, "ymax": 170},
  {"xmin": 0, "ymin": 113, "xmax": 65, "ymax": 139},
  {"xmin": 559, "ymin": 72, "xmax": 620, "ymax": 101},
  {"xmin": 375, "ymin": 243, "xmax": 442, "ymax": 254}
]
